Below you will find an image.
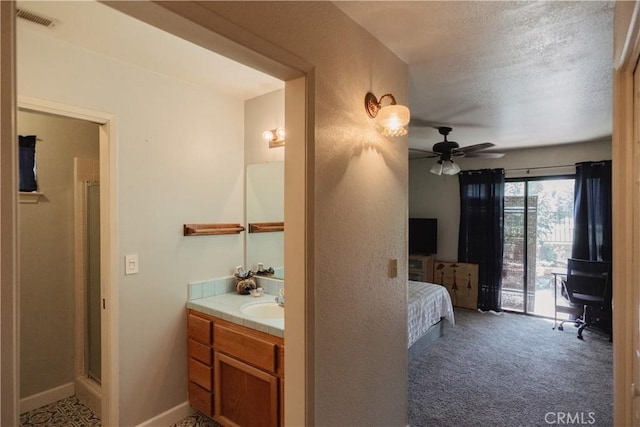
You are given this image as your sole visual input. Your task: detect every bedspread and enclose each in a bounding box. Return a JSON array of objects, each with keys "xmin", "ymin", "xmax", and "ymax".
[{"xmin": 408, "ymin": 280, "xmax": 455, "ymax": 348}]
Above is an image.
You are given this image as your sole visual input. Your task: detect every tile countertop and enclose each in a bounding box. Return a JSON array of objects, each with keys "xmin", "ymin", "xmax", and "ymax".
[{"xmin": 187, "ymin": 292, "xmax": 284, "ymax": 338}]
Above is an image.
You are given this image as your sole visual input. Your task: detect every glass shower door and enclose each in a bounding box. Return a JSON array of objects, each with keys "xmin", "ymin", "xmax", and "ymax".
[{"xmin": 87, "ymin": 183, "xmax": 101, "ymax": 382}]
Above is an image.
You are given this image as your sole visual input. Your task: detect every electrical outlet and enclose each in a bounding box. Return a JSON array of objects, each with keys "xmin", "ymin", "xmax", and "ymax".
[{"xmin": 125, "ymin": 254, "xmax": 139, "ymax": 275}]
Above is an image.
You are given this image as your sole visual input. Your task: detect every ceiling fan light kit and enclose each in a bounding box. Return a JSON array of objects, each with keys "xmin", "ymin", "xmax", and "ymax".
[
  {"xmin": 365, "ymin": 92, "xmax": 410, "ymax": 137},
  {"xmin": 410, "ymin": 126, "xmax": 505, "ymax": 176}
]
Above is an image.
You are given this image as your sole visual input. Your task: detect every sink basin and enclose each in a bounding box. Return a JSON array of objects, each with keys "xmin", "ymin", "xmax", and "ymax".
[{"xmin": 240, "ymin": 301, "xmax": 284, "ymax": 319}]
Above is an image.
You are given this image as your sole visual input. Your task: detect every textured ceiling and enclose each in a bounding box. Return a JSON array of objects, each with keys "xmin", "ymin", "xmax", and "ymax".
[{"xmin": 335, "ymin": 1, "xmax": 614, "ymax": 153}]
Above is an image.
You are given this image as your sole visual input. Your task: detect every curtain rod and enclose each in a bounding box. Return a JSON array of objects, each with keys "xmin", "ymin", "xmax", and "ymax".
[
  {"xmin": 505, "ymin": 161, "xmax": 608, "ymax": 173},
  {"xmin": 504, "ymin": 164, "xmax": 575, "ymax": 173}
]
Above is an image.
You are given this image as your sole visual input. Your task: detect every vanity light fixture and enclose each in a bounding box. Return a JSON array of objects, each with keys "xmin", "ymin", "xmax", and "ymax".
[
  {"xmin": 262, "ymin": 127, "xmax": 285, "ymax": 148},
  {"xmin": 364, "ymin": 92, "xmax": 411, "ymax": 137}
]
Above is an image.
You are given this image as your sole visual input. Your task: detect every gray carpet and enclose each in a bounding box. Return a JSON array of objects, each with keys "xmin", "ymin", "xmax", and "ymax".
[{"xmin": 409, "ymin": 308, "xmax": 613, "ymax": 427}]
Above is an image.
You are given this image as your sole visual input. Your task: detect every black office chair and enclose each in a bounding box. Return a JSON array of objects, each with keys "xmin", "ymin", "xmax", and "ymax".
[{"xmin": 559, "ymin": 258, "xmax": 612, "ymax": 340}]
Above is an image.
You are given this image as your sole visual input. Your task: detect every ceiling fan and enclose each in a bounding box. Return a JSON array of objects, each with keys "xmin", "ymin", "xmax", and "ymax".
[{"xmin": 410, "ymin": 126, "xmax": 505, "ymax": 175}]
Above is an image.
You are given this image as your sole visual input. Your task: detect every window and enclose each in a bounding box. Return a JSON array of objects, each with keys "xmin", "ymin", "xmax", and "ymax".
[{"xmin": 19, "ymin": 135, "xmax": 37, "ymax": 192}]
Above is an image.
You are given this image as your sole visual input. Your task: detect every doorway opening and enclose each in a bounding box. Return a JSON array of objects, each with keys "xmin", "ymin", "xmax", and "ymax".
[
  {"xmin": 17, "ymin": 98, "xmax": 114, "ymax": 423},
  {"xmin": 501, "ymin": 176, "xmax": 575, "ymax": 316}
]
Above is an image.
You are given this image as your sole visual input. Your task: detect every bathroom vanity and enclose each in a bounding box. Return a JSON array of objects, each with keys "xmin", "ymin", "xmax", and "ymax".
[{"xmin": 187, "ymin": 293, "xmax": 284, "ymax": 427}]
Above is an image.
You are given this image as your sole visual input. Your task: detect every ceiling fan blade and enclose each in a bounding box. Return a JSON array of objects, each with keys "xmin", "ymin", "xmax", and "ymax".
[
  {"xmin": 464, "ymin": 152, "xmax": 506, "ymax": 159},
  {"xmin": 455, "ymin": 142, "xmax": 495, "ymax": 154},
  {"xmin": 409, "ymin": 148, "xmax": 440, "ymax": 158}
]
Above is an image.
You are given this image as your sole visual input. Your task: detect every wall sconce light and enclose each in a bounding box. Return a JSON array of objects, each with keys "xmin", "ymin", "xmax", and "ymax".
[
  {"xmin": 430, "ymin": 159, "xmax": 461, "ymax": 176},
  {"xmin": 365, "ymin": 92, "xmax": 410, "ymax": 137},
  {"xmin": 262, "ymin": 127, "xmax": 285, "ymax": 148}
]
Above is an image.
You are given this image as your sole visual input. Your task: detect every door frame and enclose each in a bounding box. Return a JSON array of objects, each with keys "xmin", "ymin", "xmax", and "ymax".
[
  {"xmin": 0, "ymin": 2, "xmax": 19, "ymax": 425},
  {"xmin": 612, "ymin": 2, "xmax": 640, "ymax": 425},
  {"xmin": 17, "ymin": 96, "xmax": 118, "ymax": 426}
]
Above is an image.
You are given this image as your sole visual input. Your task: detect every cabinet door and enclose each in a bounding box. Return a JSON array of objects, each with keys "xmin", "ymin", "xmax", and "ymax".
[{"xmin": 214, "ymin": 352, "xmax": 278, "ymax": 427}]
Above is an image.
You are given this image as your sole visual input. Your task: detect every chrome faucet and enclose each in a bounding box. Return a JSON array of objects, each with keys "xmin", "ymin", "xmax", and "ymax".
[{"xmin": 275, "ymin": 288, "xmax": 285, "ymax": 307}]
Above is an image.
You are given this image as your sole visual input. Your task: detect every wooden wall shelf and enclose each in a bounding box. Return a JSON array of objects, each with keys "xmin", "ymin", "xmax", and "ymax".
[
  {"xmin": 183, "ymin": 223, "xmax": 245, "ymax": 236},
  {"xmin": 248, "ymin": 222, "xmax": 284, "ymax": 233}
]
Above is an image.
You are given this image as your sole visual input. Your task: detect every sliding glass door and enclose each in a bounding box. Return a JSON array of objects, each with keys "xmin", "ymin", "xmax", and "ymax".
[{"xmin": 501, "ymin": 177, "xmax": 574, "ymax": 316}]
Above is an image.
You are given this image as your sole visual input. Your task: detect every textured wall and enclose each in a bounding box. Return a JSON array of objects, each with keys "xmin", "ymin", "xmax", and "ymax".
[
  {"xmin": 409, "ymin": 139, "xmax": 612, "ymax": 262},
  {"xmin": 18, "ymin": 111, "xmax": 99, "ymax": 398}
]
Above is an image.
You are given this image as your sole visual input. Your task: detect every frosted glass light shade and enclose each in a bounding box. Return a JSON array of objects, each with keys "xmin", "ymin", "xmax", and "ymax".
[
  {"xmin": 376, "ymin": 104, "xmax": 410, "ymax": 137},
  {"xmin": 442, "ymin": 160, "xmax": 461, "ymax": 175},
  {"xmin": 262, "ymin": 130, "xmax": 275, "ymax": 142},
  {"xmin": 430, "ymin": 162, "xmax": 444, "ymax": 175}
]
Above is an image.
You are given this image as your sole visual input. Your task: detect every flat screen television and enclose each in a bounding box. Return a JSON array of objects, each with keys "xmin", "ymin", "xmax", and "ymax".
[{"xmin": 409, "ymin": 218, "xmax": 437, "ymax": 255}]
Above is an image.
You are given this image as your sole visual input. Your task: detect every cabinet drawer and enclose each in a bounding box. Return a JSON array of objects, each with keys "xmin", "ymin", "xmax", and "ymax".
[
  {"xmin": 189, "ymin": 339, "xmax": 212, "ymax": 365},
  {"xmin": 214, "ymin": 324, "xmax": 277, "ymax": 373},
  {"xmin": 188, "ymin": 313, "xmax": 212, "ymax": 344},
  {"xmin": 188, "ymin": 381, "xmax": 212, "ymax": 418},
  {"xmin": 189, "ymin": 358, "xmax": 212, "ymax": 391}
]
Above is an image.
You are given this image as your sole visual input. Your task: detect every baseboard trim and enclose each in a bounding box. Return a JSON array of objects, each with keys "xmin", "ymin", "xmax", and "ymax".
[
  {"xmin": 135, "ymin": 401, "xmax": 194, "ymax": 427},
  {"xmin": 75, "ymin": 376, "xmax": 101, "ymax": 419},
  {"xmin": 20, "ymin": 382, "xmax": 75, "ymax": 414}
]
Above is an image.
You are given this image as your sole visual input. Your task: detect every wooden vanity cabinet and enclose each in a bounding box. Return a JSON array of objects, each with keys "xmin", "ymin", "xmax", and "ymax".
[{"xmin": 187, "ymin": 309, "xmax": 284, "ymax": 427}]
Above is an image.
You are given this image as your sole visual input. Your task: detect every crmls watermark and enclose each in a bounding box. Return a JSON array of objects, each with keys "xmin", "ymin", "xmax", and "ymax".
[{"xmin": 544, "ymin": 412, "xmax": 596, "ymax": 425}]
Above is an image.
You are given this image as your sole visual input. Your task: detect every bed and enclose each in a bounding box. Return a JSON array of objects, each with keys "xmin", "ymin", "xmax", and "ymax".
[{"xmin": 408, "ymin": 280, "xmax": 455, "ymax": 361}]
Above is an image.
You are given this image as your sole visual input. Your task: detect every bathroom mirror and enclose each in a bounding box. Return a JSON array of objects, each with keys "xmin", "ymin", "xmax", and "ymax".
[{"xmin": 246, "ymin": 161, "xmax": 284, "ymax": 279}]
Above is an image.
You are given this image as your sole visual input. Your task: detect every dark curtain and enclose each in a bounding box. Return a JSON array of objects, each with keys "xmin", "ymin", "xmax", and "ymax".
[
  {"xmin": 458, "ymin": 169, "xmax": 505, "ymax": 312},
  {"xmin": 572, "ymin": 161, "xmax": 612, "ymax": 262},
  {"xmin": 19, "ymin": 135, "xmax": 37, "ymax": 192}
]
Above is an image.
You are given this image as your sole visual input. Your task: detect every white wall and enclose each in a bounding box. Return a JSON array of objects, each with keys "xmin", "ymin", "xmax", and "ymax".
[
  {"xmin": 18, "ymin": 26, "xmax": 247, "ymax": 425},
  {"xmin": 18, "ymin": 110, "xmax": 99, "ymax": 398},
  {"xmin": 409, "ymin": 139, "xmax": 612, "ymax": 261}
]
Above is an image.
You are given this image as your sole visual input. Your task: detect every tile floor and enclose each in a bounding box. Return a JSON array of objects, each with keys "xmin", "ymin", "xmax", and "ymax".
[
  {"xmin": 19, "ymin": 396, "xmax": 220, "ymax": 427},
  {"xmin": 20, "ymin": 396, "xmax": 100, "ymax": 427}
]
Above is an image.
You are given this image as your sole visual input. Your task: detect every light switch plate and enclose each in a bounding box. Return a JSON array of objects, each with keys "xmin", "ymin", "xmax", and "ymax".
[
  {"xmin": 388, "ymin": 258, "xmax": 398, "ymax": 278},
  {"xmin": 125, "ymin": 254, "xmax": 139, "ymax": 275}
]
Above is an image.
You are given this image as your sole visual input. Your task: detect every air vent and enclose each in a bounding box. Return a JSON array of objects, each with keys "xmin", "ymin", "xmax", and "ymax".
[{"xmin": 16, "ymin": 9, "xmax": 57, "ymax": 28}]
